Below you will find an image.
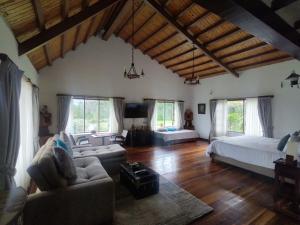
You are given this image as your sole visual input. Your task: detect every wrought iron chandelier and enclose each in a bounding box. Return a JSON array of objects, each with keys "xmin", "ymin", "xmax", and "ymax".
[
  {"xmin": 124, "ymin": 0, "xmax": 145, "ymax": 79},
  {"xmin": 184, "ymin": 43, "xmax": 200, "ymax": 85}
]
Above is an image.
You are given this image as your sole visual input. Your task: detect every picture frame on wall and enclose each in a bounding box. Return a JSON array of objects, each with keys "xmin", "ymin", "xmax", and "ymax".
[{"xmin": 198, "ymin": 104, "xmax": 206, "ymax": 114}]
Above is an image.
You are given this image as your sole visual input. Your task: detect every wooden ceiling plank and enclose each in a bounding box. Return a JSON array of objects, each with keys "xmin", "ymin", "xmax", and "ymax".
[
  {"xmin": 194, "ymin": 0, "xmax": 300, "ymax": 60},
  {"xmin": 159, "ymin": 47, "xmax": 196, "ymax": 64},
  {"xmin": 212, "ymin": 35, "xmax": 254, "ymax": 54},
  {"xmin": 145, "ymin": 0, "xmax": 239, "ymax": 77},
  {"xmin": 19, "ymin": 0, "xmax": 121, "ymax": 55},
  {"xmin": 204, "ymin": 27, "xmax": 240, "ymax": 46},
  {"xmin": 176, "ymin": 2, "xmax": 194, "ymax": 19},
  {"xmin": 102, "ymin": 0, "xmax": 131, "ymax": 40},
  {"xmin": 126, "ymin": 12, "xmax": 157, "ymax": 43},
  {"xmin": 151, "ymin": 40, "xmax": 188, "ymax": 59},
  {"xmin": 167, "ymin": 55, "xmax": 207, "ymax": 69},
  {"xmin": 73, "ymin": 25, "xmax": 81, "ymax": 50},
  {"xmin": 115, "ymin": 1, "xmax": 145, "ymax": 36},
  {"xmin": 185, "ymin": 11, "xmax": 210, "ymax": 29},
  {"xmin": 61, "ymin": 0, "xmax": 69, "ymax": 58},
  {"xmin": 174, "ymin": 59, "xmax": 212, "ymax": 73},
  {"xmin": 198, "ymin": 70, "xmax": 226, "ymax": 79},
  {"xmin": 84, "ymin": 17, "xmax": 96, "ymax": 43},
  {"xmin": 271, "ymin": 0, "xmax": 297, "ymax": 10},
  {"xmin": 32, "ymin": 0, "xmax": 45, "ymax": 30},
  {"xmin": 143, "ymin": 31, "xmax": 178, "ymax": 54},
  {"xmin": 219, "ymin": 42, "xmax": 267, "ymax": 59},
  {"xmin": 135, "ymin": 23, "xmax": 168, "ymax": 48},
  {"xmin": 195, "ymin": 19, "xmax": 225, "ymax": 37},
  {"xmin": 227, "ymin": 49, "xmax": 278, "ymax": 64},
  {"xmin": 180, "ymin": 65, "xmax": 220, "ymax": 76}
]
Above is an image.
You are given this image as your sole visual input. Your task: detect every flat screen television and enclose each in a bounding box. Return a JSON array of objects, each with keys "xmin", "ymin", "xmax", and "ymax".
[{"xmin": 124, "ymin": 103, "xmax": 148, "ymax": 118}]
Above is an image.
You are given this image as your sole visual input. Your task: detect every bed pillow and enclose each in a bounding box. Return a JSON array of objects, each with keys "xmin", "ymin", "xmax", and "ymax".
[
  {"xmin": 166, "ymin": 127, "xmax": 177, "ymax": 132},
  {"xmin": 277, "ymin": 134, "xmax": 291, "ymax": 151}
]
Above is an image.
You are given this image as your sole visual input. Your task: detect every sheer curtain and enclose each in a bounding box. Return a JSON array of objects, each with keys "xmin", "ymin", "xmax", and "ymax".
[
  {"xmin": 174, "ymin": 101, "xmax": 184, "ymax": 129},
  {"xmin": 215, "ymin": 100, "xmax": 228, "ymax": 137},
  {"xmin": 151, "ymin": 100, "xmax": 158, "ymax": 130},
  {"xmin": 15, "ymin": 78, "xmax": 34, "ymax": 188},
  {"xmin": 109, "ymin": 98, "xmax": 119, "ymax": 133},
  {"xmin": 245, "ymin": 98, "xmax": 263, "ymax": 136}
]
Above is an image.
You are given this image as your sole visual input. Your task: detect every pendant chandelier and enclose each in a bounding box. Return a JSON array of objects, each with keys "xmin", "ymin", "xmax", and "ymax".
[
  {"xmin": 184, "ymin": 43, "xmax": 200, "ymax": 85},
  {"xmin": 124, "ymin": 0, "xmax": 145, "ymax": 79}
]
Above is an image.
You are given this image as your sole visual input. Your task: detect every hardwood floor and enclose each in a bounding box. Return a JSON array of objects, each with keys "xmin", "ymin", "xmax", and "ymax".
[{"xmin": 126, "ymin": 141, "xmax": 298, "ymax": 225}]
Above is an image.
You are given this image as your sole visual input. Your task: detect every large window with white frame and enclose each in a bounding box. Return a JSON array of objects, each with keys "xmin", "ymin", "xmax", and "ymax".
[
  {"xmin": 155, "ymin": 101, "xmax": 175, "ymax": 129},
  {"xmin": 67, "ymin": 98, "xmax": 110, "ymax": 134}
]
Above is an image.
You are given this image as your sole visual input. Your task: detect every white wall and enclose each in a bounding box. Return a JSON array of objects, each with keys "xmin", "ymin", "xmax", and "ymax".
[
  {"xmin": 0, "ymin": 17, "xmax": 38, "ymax": 84},
  {"xmin": 39, "ymin": 36, "xmax": 192, "ymax": 132},
  {"xmin": 192, "ymin": 59, "xmax": 300, "ymax": 139}
]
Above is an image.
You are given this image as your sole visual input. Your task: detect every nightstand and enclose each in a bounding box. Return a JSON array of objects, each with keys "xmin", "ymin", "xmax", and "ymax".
[{"xmin": 273, "ymin": 158, "xmax": 300, "ymax": 220}]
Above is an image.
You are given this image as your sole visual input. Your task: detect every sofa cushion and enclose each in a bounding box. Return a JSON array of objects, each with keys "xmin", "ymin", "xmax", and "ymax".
[
  {"xmin": 71, "ymin": 157, "xmax": 109, "ymax": 185},
  {"xmin": 27, "ymin": 138, "xmax": 68, "ymax": 191},
  {"xmin": 53, "ymin": 147, "xmax": 77, "ymax": 182}
]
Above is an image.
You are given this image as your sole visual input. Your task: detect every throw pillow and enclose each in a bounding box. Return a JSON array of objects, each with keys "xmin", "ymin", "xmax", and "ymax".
[
  {"xmin": 55, "ymin": 138, "xmax": 73, "ymax": 157},
  {"xmin": 277, "ymin": 134, "xmax": 290, "ymax": 151},
  {"xmin": 52, "ymin": 146, "xmax": 77, "ymax": 182}
]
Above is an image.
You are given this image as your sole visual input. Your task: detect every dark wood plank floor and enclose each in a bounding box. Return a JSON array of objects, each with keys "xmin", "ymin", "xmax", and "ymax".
[{"xmin": 126, "ymin": 141, "xmax": 298, "ymax": 225}]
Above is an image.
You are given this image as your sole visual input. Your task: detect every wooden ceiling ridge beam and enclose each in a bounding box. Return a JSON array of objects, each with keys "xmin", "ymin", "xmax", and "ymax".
[
  {"xmin": 271, "ymin": 0, "xmax": 297, "ymax": 11},
  {"xmin": 102, "ymin": 0, "xmax": 130, "ymax": 40},
  {"xmin": 19, "ymin": 0, "xmax": 121, "ymax": 55},
  {"xmin": 204, "ymin": 27, "xmax": 240, "ymax": 46},
  {"xmin": 115, "ymin": 1, "xmax": 145, "ymax": 36},
  {"xmin": 151, "ymin": 40, "xmax": 188, "ymax": 59},
  {"xmin": 180, "ymin": 65, "xmax": 220, "ymax": 76},
  {"xmin": 193, "ymin": 0, "xmax": 300, "ymax": 60},
  {"xmin": 143, "ymin": 31, "xmax": 178, "ymax": 54},
  {"xmin": 174, "ymin": 59, "xmax": 212, "ymax": 73},
  {"xmin": 159, "ymin": 47, "xmax": 197, "ymax": 64},
  {"xmin": 145, "ymin": 0, "xmax": 239, "ymax": 77},
  {"xmin": 135, "ymin": 22, "xmax": 168, "ymax": 48},
  {"xmin": 125, "ymin": 12, "xmax": 156, "ymax": 43}
]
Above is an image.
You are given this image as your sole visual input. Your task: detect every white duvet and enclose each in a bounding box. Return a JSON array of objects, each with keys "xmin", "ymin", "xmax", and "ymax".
[
  {"xmin": 206, "ymin": 136, "xmax": 285, "ymax": 169},
  {"xmin": 154, "ymin": 129, "xmax": 199, "ymax": 142}
]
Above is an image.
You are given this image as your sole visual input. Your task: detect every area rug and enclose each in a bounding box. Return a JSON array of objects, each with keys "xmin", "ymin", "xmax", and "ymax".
[{"xmin": 113, "ymin": 176, "xmax": 213, "ymax": 225}]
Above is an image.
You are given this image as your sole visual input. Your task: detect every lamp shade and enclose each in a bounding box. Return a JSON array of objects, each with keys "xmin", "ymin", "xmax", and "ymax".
[{"xmin": 285, "ymin": 139, "xmax": 299, "ymax": 159}]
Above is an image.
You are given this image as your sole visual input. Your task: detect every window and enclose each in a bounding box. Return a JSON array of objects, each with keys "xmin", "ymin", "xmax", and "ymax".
[
  {"xmin": 227, "ymin": 100, "xmax": 244, "ymax": 133},
  {"xmin": 156, "ymin": 101, "xmax": 175, "ymax": 128},
  {"xmin": 68, "ymin": 98, "xmax": 110, "ymax": 134}
]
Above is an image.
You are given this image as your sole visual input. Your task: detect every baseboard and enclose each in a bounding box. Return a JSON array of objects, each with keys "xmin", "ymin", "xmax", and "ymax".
[{"xmin": 198, "ymin": 137, "xmax": 209, "ymax": 143}]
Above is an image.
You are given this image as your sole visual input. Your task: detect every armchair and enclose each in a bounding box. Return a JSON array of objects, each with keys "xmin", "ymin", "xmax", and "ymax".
[{"xmin": 110, "ymin": 130, "xmax": 128, "ymax": 146}]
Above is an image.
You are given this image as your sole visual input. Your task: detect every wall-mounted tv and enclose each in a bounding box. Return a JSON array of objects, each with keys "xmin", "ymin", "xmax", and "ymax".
[{"xmin": 124, "ymin": 103, "xmax": 148, "ymax": 118}]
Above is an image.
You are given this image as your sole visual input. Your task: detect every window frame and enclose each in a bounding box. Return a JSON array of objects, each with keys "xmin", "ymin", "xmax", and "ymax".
[
  {"xmin": 70, "ymin": 97, "xmax": 110, "ymax": 134},
  {"xmin": 156, "ymin": 100, "xmax": 175, "ymax": 128},
  {"xmin": 227, "ymin": 99, "xmax": 245, "ymax": 134}
]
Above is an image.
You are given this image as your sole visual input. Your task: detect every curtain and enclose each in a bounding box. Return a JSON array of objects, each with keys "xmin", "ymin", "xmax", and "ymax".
[
  {"xmin": 258, "ymin": 96, "xmax": 273, "ymax": 138},
  {"xmin": 57, "ymin": 95, "xmax": 72, "ymax": 133},
  {"xmin": 32, "ymin": 86, "xmax": 40, "ymax": 154},
  {"xmin": 151, "ymin": 101, "xmax": 158, "ymax": 130},
  {"xmin": 176, "ymin": 101, "xmax": 184, "ymax": 129},
  {"xmin": 15, "ymin": 78, "xmax": 34, "ymax": 188},
  {"xmin": 112, "ymin": 98, "xmax": 125, "ymax": 133},
  {"xmin": 144, "ymin": 99, "xmax": 156, "ymax": 130},
  {"xmin": 245, "ymin": 98, "xmax": 263, "ymax": 136},
  {"xmin": 0, "ymin": 57, "xmax": 23, "ymax": 191},
  {"xmin": 209, "ymin": 100, "xmax": 217, "ymax": 141},
  {"xmin": 215, "ymin": 100, "xmax": 228, "ymax": 137}
]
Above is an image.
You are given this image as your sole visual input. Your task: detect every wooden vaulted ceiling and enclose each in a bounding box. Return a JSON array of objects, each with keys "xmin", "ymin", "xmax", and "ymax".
[{"xmin": 0, "ymin": 0, "xmax": 298, "ymax": 80}]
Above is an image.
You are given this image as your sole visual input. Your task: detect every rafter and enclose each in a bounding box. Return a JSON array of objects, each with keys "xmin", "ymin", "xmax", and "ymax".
[
  {"xmin": 145, "ymin": 0, "xmax": 239, "ymax": 77},
  {"xmin": 143, "ymin": 31, "xmax": 178, "ymax": 54},
  {"xmin": 184, "ymin": 11, "xmax": 210, "ymax": 29},
  {"xmin": 159, "ymin": 47, "xmax": 196, "ymax": 64},
  {"xmin": 195, "ymin": 19, "xmax": 225, "ymax": 37},
  {"xmin": 61, "ymin": 0, "xmax": 70, "ymax": 58},
  {"xmin": 19, "ymin": 0, "xmax": 120, "ymax": 55},
  {"xmin": 135, "ymin": 23, "xmax": 168, "ymax": 48},
  {"xmin": 175, "ymin": 2, "xmax": 194, "ymax": 19},
  {"xmin": 227, "ymin": 49, "xmax": 278, "ymax": 65},
  {"xmin": 73, "ymin": 25, "xmax": 81, "ymax": 50},
  {"xmin": 204, "ymin": 27, "xmax": 240, "ymax": 46},
  {"xmin": 167, "ymin": 55, "xmax": 207, "ymax": 69},
  {"xmin": 82, "ymin": 0, "xmax": 90, "ymax": 9},
  {"xmin": 126, "ymin": 12, "xmax": 156, "ymax": 43},
  {"xmin": 180, "ymin": 65, "xmax": 220, "ymax": 77},
  {"xmin": 101, "ymin": 0, "xmax": 130, "ymax": 40},
  {"xmin": 44, "ymin": 44, "xmax": 52, "ymax": 66},
  {"xmin": 115, "ymin": 1, "xmax": 145, "ymax": 36},
  {"xmin": 212, "ymin": 35, "xmax": 254, "ymax": 54},
  {"xmin": 32, "ymin": 0, "xmax": 45, "ymax": 30},
  {"xmin": 84, "ymin": 16, "xmax": 96, "ymax": 43},
  {"xmin": 174, "ymin": 59, "xmax": 212, "ymax": 73},
  {"xmin": 151, "ymin": 40, "xmax": 188, "ymax": 59}
]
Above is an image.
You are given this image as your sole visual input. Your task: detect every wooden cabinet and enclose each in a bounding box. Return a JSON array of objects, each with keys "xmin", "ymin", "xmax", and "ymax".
[{"xmin": 125, "ymin": 129, "xmax": 153, "ymax": 147}]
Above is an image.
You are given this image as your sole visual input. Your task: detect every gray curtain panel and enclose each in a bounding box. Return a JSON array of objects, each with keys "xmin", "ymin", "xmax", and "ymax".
[
  {"xmin": 209, "ymin": 100, "xmax": 217, "ymax": 141},
  {"xmin": 258, "ymin": 96, "xmax": 273, "ymax": 138},
  {"xmin": 113, "ymin": 98, "xmax": 125, "ymax": 133},
  {"xmin": 57, "ymin": 95, "xmax": 72, "ymax": 133},
  {"xmin": 0, "ymin": 57, "xmax": 23, "ymax": 190},
  {"xmin": 144, "ymin": 99, "xmax": 156, "ymax": 130},
  {"xmin": 178, "ymin": 101, "xmax": 184, "ymax": 129},
  {"xmin": 32, "ymin": 86, "xmax": 40, "ymax": 154}
]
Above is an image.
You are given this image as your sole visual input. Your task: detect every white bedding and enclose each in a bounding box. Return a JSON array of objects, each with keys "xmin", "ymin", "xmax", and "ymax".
[
  {"xmin": 154, "ymin": 129, "xmax": 199, "ymax": 142},
  {"xmin": 206, "ymin": 136, "xmax": 285, "ymax": 169}
]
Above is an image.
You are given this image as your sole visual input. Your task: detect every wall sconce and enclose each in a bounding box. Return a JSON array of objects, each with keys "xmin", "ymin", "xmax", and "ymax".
[{"xmin": 281, "ymin": 71, "xmax": 300, "ymax": 88}]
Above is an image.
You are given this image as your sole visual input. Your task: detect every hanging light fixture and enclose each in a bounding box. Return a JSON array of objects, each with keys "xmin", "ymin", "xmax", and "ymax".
[
  {"xmin": 124, "ymin": 0, "xmax": 145, "ymax": 79},
  {"xmin": 184, "ymin": 43, "xmax": 200, "ymax": 85},
  {"xmin": 281, "ymin": 71, "xmax": 300, "ymax": 88}
]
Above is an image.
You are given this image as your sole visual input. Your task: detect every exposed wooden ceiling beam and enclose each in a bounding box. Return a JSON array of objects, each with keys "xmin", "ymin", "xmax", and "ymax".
[
  {"xmin": 159, "ymin": 47, "xmax": 196, "ymax": 64},
  {"xmin": 271, "ymin": 0, "xmax": 297, "ymax": 11},
  {"xmin": 167, "ymin": 55, "xmax": 207, "ymax": 68},
  {"xmin": 61, "ymin": 0, "xmax": 69, "ymax": 58},
  {"xmin": 32, "ymin": 0, "xmax": 45, "ymax": 30},
  {"xmin": 227, "ymin": 49, "xmax": 278, "ymax": 65},
  {"xmin": 185, "ymin": 11, "xmax": 210, "ymax": 29},
  {"xmin": 151, "ymin": 40, "xmax": 188, "ymax": 59},
  {"xmin": 195, "ymin": 19, "xmax": 225, "ymax": 37},
  {"xmin": 102, "ymin": 0, "xmax": 130, "ymax": 40},
  {"xmin": 135, "ymin": 23, "xmax": 168, "ymax": 48},
  {"xmin": 143, "ymin": 31, "xmax": 178, "ymax": 54},
  {"xmin": 180, "ymin": 65, "xmax": 219, "ymax": 76},
  {"xmin": 174, "ymin": 59, "xmax": 212, "ymax": 73},
  {"xmin": 145, "ymin": 0, "xmax": 239, "ymax": 77},
  {"xmin": 212, "ymin": 35, "xmax": 254, "ymax": 54},
  {"xmin": 19, "ymin": 0, "xmax": 120, "ymax": 55},
  {"xmin": 197, "ymin": 70, "xmax": 226, "ymax": 79},
  {"xmin": 126, "ymin": 12, "xmax": 156, "ymax": 43},
  {"xmin": 176, "ymin": 2, "xmax": 194, "ymax": 19},
  {"xmin": 219, "ymin": 42, "xmax": 267, "ymax": 59},
  {"xmin": 84, "ymin": 16, "xmax": 96, "ymax": 43},
  {"xmin": 194, "ymin": 0, "xmax": 300, "ymax": 60},
  {"xmin": 115, "ymin": 1, "xmax": 145, "ymax": 36},
  {"xmin": 73, "ymin": 25, "xmax": 81, "ymax": 50},
  {"xmin": 295, "ymin": 20, "xmax": 300, "ymax": 30},
  {"xmin": 204, "ymin": 27, "xmax": 240, "ymax": 46},
  {"xmin": 44, "ymin": 44, "xmax": 52, "ymax": 66}
]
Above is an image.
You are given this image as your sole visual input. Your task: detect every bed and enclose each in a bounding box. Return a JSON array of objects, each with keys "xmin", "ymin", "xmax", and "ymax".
[
  {"xmin": 206, "ymin": 136, "xmax": 286, "ymax": 178},
  {"xmin": 154, "ymin": 129, "xmax": 199, "ymax": 145}
]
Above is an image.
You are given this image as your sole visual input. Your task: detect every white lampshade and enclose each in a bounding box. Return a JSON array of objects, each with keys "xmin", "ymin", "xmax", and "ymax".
[{"xmin": 285, "ymin": 140, "xmax": 298, "ymax": 159}]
